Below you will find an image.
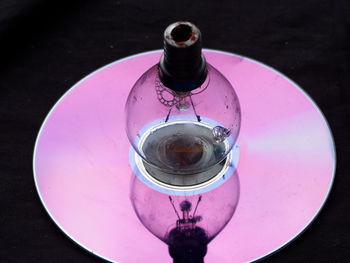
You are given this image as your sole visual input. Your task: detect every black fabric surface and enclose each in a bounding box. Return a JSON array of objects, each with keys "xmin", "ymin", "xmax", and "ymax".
[{"xmin": 1, "ymin": 0, "xmax": 349, "ymax": 262}]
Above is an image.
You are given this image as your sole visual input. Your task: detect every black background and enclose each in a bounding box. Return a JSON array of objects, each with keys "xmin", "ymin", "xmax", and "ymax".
[{"xmin": 1, "ymin": 0, "xmax": 349, "ymax": 262}]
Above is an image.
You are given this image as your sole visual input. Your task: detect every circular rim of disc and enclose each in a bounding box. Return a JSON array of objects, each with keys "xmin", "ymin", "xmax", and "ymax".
[{"xmin": 33, "ymin": 49, "xmax": 336, "ymax": 263}]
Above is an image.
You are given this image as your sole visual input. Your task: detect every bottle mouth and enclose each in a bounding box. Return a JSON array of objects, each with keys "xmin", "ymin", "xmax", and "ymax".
[
  {"xmin": 171, "ymin": 24, "xmax": 193, "ymax": 43},
  {"xmin": 164, "ymin": 22, "xmax": 199, "ymax": 47}
]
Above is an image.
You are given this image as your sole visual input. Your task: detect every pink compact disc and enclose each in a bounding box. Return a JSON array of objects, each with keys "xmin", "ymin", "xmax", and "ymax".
[{"xmin": 33, "ymin": 50, "xmax": 335, "ymax": 262}]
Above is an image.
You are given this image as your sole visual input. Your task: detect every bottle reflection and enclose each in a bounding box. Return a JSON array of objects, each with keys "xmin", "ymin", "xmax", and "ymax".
[{"xmin": 130, "ymin": 170, "xmax": 240, "ymax": 263}]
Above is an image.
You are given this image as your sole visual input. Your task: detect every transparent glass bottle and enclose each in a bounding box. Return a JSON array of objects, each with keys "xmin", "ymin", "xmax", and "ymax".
[{"xmin": 125, "ymin": 21, "xmax": 241, "ymax": 176}]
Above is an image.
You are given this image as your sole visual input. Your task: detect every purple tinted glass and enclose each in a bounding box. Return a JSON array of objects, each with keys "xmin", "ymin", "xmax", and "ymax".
[
  {"xmin": 125, "ymin": 63, "xmax": 241, "ymax": 175},
  {"xmin": 130, "ymin": 170, "xmax": 240, "ymax": 244}
]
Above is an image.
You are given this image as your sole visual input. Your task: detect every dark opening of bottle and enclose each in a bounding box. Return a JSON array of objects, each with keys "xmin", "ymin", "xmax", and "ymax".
[{"xmin": 171, "ymin": 24, "xmax": 193, "ymax": 43}]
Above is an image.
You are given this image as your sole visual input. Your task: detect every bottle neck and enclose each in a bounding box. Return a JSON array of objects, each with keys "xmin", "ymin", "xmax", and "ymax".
[{"xmin": 159, "ymin": 21, "xmax": 207, "ymax": 92}]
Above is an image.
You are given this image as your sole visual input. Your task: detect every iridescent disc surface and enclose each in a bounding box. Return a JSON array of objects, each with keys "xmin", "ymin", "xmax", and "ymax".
[{"xmin": 33, "ymin": 50, "xmax": 335, "ymax": 263}]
